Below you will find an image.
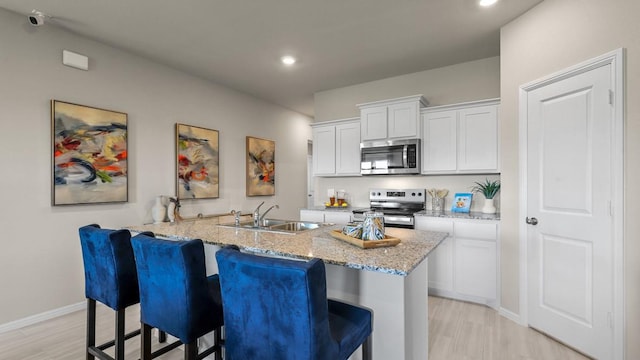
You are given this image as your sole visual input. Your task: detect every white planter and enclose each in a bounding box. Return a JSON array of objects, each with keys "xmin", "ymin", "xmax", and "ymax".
[{"xmin": 482, "ymin": 198, "xmax": 497, "ymax": 214}]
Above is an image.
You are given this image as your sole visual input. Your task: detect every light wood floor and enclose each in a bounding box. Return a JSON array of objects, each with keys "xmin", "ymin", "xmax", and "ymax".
[{"xmin": 0, "ymin": 296, "xmax": 589, "ymax": 360}]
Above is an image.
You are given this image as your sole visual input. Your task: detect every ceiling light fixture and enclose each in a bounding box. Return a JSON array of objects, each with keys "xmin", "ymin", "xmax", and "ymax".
[
  {"xmin": 281, "ymin": 55, "xmax": 296, "ymax": 66},
  {"xmin": 479, "ymin": 0, "xmax": 498, "ymax": 7}
]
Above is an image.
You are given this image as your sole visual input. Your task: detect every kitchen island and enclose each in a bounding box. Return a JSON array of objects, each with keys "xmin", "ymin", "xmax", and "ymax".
[{"xmin": 127, "ymin": 219, "xmax": 447, "ymax": 360}]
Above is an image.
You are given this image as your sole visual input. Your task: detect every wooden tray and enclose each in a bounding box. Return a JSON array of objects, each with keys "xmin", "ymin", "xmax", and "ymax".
[{"xmin": 329, "ymin": 229, "xmax": 401, "ymax": 249}]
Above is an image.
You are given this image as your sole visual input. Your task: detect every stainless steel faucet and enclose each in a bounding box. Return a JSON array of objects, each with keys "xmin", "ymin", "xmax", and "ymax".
[
  {"xmin": 253, "ymin": 201, "xmax": 265, "ymax": 227},
  {"xmin": 260, "ymin": 204, "xmax": 280, "ymax": 225},
  {"xmin": 231, "ymin": 209, "xmax": 242, "ymax": 226}
]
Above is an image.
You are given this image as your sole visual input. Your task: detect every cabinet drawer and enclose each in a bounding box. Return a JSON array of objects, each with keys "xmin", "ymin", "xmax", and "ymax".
[
  {"xmin": 455, "ymin": 222, "xmax": 497, "ymax": 241},
  {"xmin": 416, "ymin": 218, "xmax": 453, "ymax": 234}
]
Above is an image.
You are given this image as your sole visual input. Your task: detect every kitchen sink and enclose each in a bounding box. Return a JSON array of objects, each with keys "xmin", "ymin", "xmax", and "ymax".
[{"xmin": 217, "ymin": 219, "xmax": 329, "ymax": 234}]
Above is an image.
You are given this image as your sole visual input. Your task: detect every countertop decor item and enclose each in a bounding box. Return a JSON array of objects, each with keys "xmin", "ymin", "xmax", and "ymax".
[
  {"xmin": 51, "ymin": 100, "xmax": 128, "ymax": 205},
  {"xmin": 451, "ymin": 192, "xmax": 473, "ymax": 213},
  {"xmin": 329, "ymin": 229, "xmax": 400, "ymax": 249},
  {"xmin": 471, "ymin": 179, "xmax": 500, "ymax": 214},
  {"xmin": 176, "ymin": 124, "xmax": 219, "ymax": 199},
  {"xmin": 151, "ymin": 196, "xmax": 166, "ymax": 223},
  {"xmin": 246, "ymin": 136, "xmax": 275, "ymax": 196},
  {"xmin": 427, "ymin": 188, "xmax": 448, "ymax": 213}
]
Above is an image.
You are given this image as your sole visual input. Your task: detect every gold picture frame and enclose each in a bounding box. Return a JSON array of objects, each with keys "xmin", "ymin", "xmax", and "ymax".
[
  {"xmin": 51, "ymin": 100, "xmax": 128, "ymax": 205},
  {"xmin": 246, "ymin": 136, "xmax": 275, "ymax": 196},
  {"xmin": 176, "ymin": 123, "xmax": 219, "ymax": 199}
]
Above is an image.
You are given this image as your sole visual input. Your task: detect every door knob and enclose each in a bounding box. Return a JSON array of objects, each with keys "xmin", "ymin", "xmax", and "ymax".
[{"xmin": 526, "ymin": 217, "xmax": 538, "ymax": 225}]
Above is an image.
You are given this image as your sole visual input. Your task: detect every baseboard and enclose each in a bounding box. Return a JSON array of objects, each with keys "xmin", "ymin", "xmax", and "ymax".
[
  {"xmin": 0, "ymin": 301, "xmax": 85, "ymax": 334},
  {"xmin": 499, "ymin": 306, "xmax": 524, "ymax": 325}
]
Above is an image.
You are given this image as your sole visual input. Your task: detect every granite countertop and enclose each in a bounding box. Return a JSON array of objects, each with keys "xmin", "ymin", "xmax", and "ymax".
[
  {"xmin": 125, "ymin": 219, "xmax": 447, "ymax": 276},
  {"xmin": 414, "ymin": 210, "xmax": 501, "ymax": 221}
]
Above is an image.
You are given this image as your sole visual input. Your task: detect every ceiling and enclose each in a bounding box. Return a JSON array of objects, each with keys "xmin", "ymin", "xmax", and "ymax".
[{"xmin": 0, "ymin": 0, "xmax": 542, "ymax": 117}]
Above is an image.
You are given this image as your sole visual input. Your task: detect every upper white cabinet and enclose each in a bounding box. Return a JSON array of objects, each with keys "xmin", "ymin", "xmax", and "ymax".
[
  {"xmin": 312, "ymin": 118, "xmax": 361, "ymax": 177},
  {"xmin": 422, "ymin": 99, "xmax": 500, "ymax": 174},
  {"xmin": 358, "ymin": 95, "xmax": 428, "ymax": 141}
]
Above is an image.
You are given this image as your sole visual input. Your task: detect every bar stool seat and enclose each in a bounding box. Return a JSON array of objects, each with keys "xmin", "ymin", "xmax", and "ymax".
[
  {"xmin": 215, "ymin": 245, "xmax": 372, "ymax": 360},
  {"xmin": 131, "ymin": 233, "xmax": 224, "ymax": 360},
  {"xmin": 79, "ymin": 224, "xmax": 176, "ymax": 360}
]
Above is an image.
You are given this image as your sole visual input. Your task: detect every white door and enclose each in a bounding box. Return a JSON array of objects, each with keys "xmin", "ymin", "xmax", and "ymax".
[
  {"xmin": 526, "ymin": 64, "xmax": 613, "ymax": 359},
  {"xmin": 307, "ymin": 140, "xmax": 314, "ymax": 208}
]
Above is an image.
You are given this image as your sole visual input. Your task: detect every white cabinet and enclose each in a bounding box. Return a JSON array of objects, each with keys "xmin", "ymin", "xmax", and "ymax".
[
  {"xmin": 312, "ymin": 118, "xmax": 361, "ymax": 177},
  {"xmin": 422, "ymin": 99, "xmax": 500, "ymax": 174},
  {"xmin": 415, "ymin": 216, "xmax": 499, "ymax": 308},
  {"xmin": 300, "ymin": 209, "xmax": 352, "ymax": 224},
  {"xmin": 358, "ymin": 95, "xmax": 428, "ymax": 141}
]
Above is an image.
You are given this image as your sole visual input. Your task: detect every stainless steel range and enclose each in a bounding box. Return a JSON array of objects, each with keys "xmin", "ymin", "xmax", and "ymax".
[{"xmin": 352, "ymin": 188, "xmax": 426, "ymax": 229}]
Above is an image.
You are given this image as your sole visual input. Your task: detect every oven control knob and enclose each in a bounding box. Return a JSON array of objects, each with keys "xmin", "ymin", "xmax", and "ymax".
[
  {"xmin": 371, "ymin": 192, "xmax": 375, "ymax": 196},
  {"xmin": 412, "ymin": 192, "xmax": 416, "ymax": 196},
  {"xmin": 418, "ymin": 192, "xmax": 422, "ymax": 196},
  {"xmin": 378, "ymin": 192, "xmax": 381, "ymax": 196}
]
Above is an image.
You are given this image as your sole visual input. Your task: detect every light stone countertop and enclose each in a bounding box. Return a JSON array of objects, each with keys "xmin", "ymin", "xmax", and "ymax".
[{"xmin": 125, "ymin": 219, "xmax": 447, "ymax": 276}]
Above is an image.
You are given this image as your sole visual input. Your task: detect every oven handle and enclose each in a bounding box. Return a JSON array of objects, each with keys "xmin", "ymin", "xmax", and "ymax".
[{"xmin": 383, "ymin": 215, "xmax": 413, "ymax": 224}]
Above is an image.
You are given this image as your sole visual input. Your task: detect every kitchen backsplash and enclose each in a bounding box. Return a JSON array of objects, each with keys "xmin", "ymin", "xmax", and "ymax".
[{"xmin": 315, "ymin": 174, "xmax": 500, "ymax": 213}]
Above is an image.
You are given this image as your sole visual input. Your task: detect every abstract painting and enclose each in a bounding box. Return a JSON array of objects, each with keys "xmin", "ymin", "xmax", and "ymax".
[
  {"xmin": 51, "ymin": 100, "xmax": 128, "ymax": 205},
  {"xmin": 246, "ymin": 136, "xmax": 275, "ymax": 196},
  {"xmin": 176, "ymin": 124, "xmax": 219, "ymax": 199}
]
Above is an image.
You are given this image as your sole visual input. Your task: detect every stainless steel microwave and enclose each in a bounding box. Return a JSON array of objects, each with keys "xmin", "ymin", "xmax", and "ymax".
[{"xmin": 360, "ymin": 139, "xmax": 420, "ymax": 175}]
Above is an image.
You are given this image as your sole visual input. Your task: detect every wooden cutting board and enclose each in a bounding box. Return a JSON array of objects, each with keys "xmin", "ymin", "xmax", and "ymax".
[{"xmin": 329, "ymin": 229, "xmax": 401, "ymax": 249}]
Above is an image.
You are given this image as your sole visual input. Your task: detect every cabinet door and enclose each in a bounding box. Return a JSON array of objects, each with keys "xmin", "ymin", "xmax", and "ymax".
[
  {"xmin": 360, "ymin": 106, "xmax": 388, "ymax": 141},
  {"xmin": 312, "ymin": 125, "xmax": 336, "ymax": 175},
  {"xmin": 335, "ymin": 122, "xmax": 361, "ymax": 175},
  {"xmin": 422, "ymin": 110, "xmax": 457, "ymax": 173},
  {"xmin": 415, "ymin": 217, "xmax": 454, "ymax": 292},
  {"xmin": 299, "ymin": 210, "xmax": 325, "ymax": 223},
  {"xmin": 458, "ymin": 105, "xmax": 499, "ymax": 172},
  {"xmin": 323, "ymin": 211, "xmax": 352, "ymax": 224},
  {"xmin": 454, "ymin": 239, "xmax": 497, "ymax": 300},
  {"xmin": 388, "ymin": 102, "xmax": 419, "ymax": 138}
]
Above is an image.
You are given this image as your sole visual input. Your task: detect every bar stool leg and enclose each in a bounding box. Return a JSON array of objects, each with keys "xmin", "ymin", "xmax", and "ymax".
[
  {"xmin": 141, "ymin": 323, "xmax": 153, "ymax": 360},
  {"xmin": 86, "ymin": 299, "xmax": 96, "ymax": 360},
  {"xmin": 115, "ymin": 309, "xmax": 125, "ymax": 359},
  {"xmin": 362, "ymin": 335, "xmax": 372, "ymax": 360},
  {"xmin": 184, "ymin": 342, "xmax": 198, "ymax": 360}
]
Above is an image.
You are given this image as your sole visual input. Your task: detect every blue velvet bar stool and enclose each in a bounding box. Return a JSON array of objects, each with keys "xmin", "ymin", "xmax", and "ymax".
[
  {"xmin": 79, "ymin": 224, "xmax": 175, "ymax": 360},
  {"xmin": 215, "ymin": 245, "xmax": 372, "ymax": 360},
  {"xmin": 131, "ymin": 233, "xmax": 224, "ymax": 360}
]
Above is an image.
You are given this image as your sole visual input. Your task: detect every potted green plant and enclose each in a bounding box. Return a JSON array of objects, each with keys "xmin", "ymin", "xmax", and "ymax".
[{"xmin": 471, "ymin": 179, "xmax": 500, "ymax": 214}]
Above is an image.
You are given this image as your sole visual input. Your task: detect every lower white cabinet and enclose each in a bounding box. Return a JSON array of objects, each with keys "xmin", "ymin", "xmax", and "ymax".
[
  {"xmin": 415, "ymin": 216, "xmax": 499, "ymax": 308},
  {"xmin": 300, "ymin": 209, "xmax": 352, "ymax": 224}
]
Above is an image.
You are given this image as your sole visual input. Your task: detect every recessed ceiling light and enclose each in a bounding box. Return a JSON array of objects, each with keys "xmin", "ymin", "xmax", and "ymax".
[
  {"xmin": 479, "ymin": 0, "xmax": 498, "ymax": 7},
  {"xmin": 281, "ymin": 55, "xmax": 296, "ymax": 66}
]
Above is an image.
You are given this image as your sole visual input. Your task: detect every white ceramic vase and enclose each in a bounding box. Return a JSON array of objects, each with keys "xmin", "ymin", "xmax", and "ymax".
[
  {"xmin": 167, "ymin": 202, "xmax": 176, "ymax": 223},
  {"xmin": 151, "ymin": 196, "xmax": 166, "ymax": 223},
  {"xmin": 482, "ymin": 198, "xmax": 497, "ymax": 214}
]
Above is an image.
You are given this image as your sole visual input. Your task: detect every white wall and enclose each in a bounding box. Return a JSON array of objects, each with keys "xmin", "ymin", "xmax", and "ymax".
[
  {"xmin": 314, "ymin": 56, "xmax": 500, "ymax": 121},
  {"xmin": 500, "ymin": 0, "xmax": 639, "ymax": 357},
  {"xmin": 0, "ymin": 8, "xmax": 311, "ymax": 325},
  {"xmin": 312, "ymin": 57, "xmax": 501, "ymax": 211}
]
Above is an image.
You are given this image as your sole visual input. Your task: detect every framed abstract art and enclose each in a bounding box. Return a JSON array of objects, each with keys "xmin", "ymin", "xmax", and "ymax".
[
  {"xmin": 246, "ymin": 136, "xmax": 275, "ymax": 196},
  {"xmin": 51, "ymin": 100, "xmax": 128, "ymax": 205},
  {"xmin": 176, "ymin": 124, "xmax": 219, "ymax": 199}
]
